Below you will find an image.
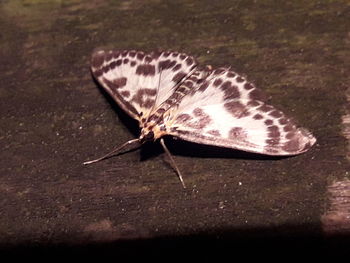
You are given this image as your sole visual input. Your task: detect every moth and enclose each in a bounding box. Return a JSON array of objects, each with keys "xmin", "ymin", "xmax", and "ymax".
[{"xmin": 84, "ymin": 49, "xmax": 316, "ymax": 188}]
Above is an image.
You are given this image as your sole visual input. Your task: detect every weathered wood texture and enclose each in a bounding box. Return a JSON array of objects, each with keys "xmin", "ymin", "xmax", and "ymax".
[{"xmin": 1, "ymin": 0, "xmax": 349, "ymax": 254}]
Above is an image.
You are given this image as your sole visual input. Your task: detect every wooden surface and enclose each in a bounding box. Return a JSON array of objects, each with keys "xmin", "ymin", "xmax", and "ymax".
[{"xmin": 1, "ymin": 0, "xmax": 350, "ymax": 256}]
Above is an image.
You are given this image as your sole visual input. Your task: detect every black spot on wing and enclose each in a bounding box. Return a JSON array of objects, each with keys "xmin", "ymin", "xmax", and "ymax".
[
  {"xmin": 253, "ymin": 113, "xmax": 263, "ymax": 120},
  {"xmin": 102, "ymin": 77, "xmax": 127, "ymax": 91},
  {"xmin": 267, "ymin": 125, "xmax": 280, "ymax": 139},
  {"xmin": 176, "ymin": 113, "xmax": 192, "ymax": 122},
  {"xmin": 224, "ymin": 101, "xmax": 250, "ymax": 118},
  {"xmin": 207, "ymin": 130, "xmax": 221, "ymax": 136},
  {"xmin": 137, "ymin": 51, "xmax": 145, "ymax": 60},
  {"xmin": 186, "ymin": 57, "xmax": 194, "ymax": 66},
  {"xmin": 228, "ymin": 127, "xmax": 247, "ymax": 140},
  {"xmin": 198, "ymin": 81, "xmax": 209, "ymax": 92},
  {"xmin": 172, "ymin": 71, "xmax": 187, "ymax": 83},
  {"xmin": 130, "ymin": 89, "xmax": 157, "ymax": 109},
  {"xmin": 213, "ymin": 78, "xmax": 223, "ymax": 87},
  {"xmin": 136, "ymin": 64, "xmax": 156, "ymax": 76},
  {"xmin": 129, "ymin": 50, "xmax": 136, "ymax": 57},
  {"xmin": 213, "ymin": 68, "xmax": 225, "ymax": 75},
  {"xmin": 244, "ymin": 82, "xmax": 255, "ymax": 90},
  {"xmin": 159, "ymin": 59, "xmax": 177, "ymax": 70},
  {"xmin": 173, "ymin": 63, "xmax": 182, "ymax": 71},
  {"xmin": 220, "ymin": 81, "xmax": 240, "ymax": 100},
  {"xmin": 249, "ymin": 88, "xmax": 267, "ymax": 101}
]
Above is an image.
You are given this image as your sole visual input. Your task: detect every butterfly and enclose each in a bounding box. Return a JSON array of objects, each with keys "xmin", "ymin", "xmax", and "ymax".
[{"xmin": 84, "ymin": 49, "xmax": 316, "ymax": 188}]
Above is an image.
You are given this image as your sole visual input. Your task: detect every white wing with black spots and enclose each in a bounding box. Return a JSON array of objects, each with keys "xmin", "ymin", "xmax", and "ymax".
[
  {"xmin": 90, "ymin": 49, "xmax": 197, "ymax": 121},
  {"xmin": 167, "ymin": 68, "xmax": 316, "ymax": 155},
  {"xmin": 89, "ymin": 49, "xmax": 316, "ymax": 156}
]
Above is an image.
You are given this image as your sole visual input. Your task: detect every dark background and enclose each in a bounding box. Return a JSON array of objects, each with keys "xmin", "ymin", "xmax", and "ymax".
[{"xmin": 1, "ymin": 0, "xmax": 349, "ymax": 257}]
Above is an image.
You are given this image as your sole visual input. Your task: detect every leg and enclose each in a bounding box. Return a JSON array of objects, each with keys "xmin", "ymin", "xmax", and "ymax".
[
  {"xmin": 160, "ymin": 138, "xmax": 186, "ymax": 188},
  {"xmin": 83, "ymin": 138, "xmax": 140, "ymax": 165}
]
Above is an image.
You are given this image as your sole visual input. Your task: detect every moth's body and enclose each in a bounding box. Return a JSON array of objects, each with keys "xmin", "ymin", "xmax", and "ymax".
[
  {"xmin": 85, "ymin": 49, "xmax": 316, "ymax": 187},
  {"xmin": 139, "ymin": 76, "xmax": 198, "ymax": 141},
  {"xmin": 139, "ymin": 115, "xmax": 167, "ymax": 142}
]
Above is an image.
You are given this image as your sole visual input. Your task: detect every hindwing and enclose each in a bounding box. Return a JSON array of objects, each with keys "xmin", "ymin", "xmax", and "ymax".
[{"xmin": 168, "ymin": 68, "xmax": 316, "ymax": 155}]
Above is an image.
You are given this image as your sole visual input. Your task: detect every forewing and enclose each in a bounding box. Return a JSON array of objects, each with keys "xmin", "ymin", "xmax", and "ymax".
[
  {"xmin": 90, "ymin": 49, "xmax": 197, "ymax": 121},
  {"xmin": 168, "ymin": 68, "xmax": 316, "ymax": 155},
  {"xmin": 153, "ymin": 51, "xmax": 197, "ymax": 108}
]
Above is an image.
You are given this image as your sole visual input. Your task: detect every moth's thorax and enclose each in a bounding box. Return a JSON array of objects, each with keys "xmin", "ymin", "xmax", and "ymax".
[
  {"xmin": 140, "ymin": 123, "xmax": 167, "ymax": 142},
  {"xmin": 139, "ymin": 114, "xmax": 169, "ymax": 141}
]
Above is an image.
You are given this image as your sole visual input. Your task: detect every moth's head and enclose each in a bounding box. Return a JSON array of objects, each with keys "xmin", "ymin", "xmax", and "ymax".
[
  {"xmin": 140, "ymin": 130, "xmax": 155, "ymax": 143},
  {"xmin": 140, "ymin": 124, "xmax": 167, "ymax": 143}
]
